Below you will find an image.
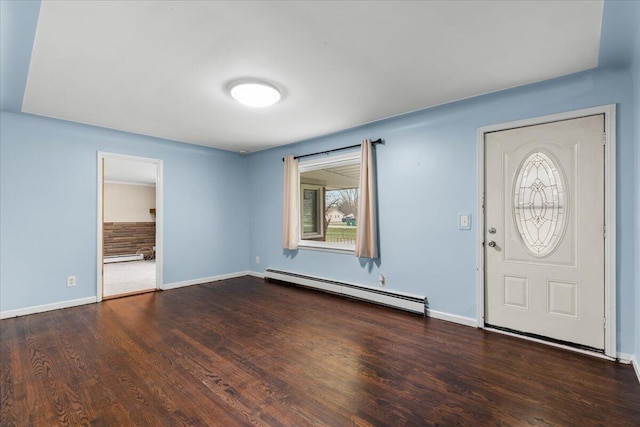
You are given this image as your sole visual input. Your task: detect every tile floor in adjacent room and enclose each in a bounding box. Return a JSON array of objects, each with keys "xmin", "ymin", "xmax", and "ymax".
[{"xmin": 103, "ymin": 260, "xmax": 156, "ymax": 297}]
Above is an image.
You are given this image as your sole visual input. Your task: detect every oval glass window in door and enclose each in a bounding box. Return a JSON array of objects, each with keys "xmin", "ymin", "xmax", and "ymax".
[{"xmin": 513, "ymin": 151, "xmax": 567, "ymax": 257}]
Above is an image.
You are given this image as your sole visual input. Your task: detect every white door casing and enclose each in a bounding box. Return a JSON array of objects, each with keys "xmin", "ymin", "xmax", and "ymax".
[
  {"xmin": 96, "ymin": 152, "xmax": 164, "ymax": 301},
  {"xmin": 478, "ymin": 105, "xmax": 616, "ymax": 358}
]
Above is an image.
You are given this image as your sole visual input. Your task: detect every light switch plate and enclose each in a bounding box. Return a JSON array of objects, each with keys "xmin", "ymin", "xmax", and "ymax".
[{"xmin": 458, "ymin": 213, "xmax": 471, "ymax": 230}]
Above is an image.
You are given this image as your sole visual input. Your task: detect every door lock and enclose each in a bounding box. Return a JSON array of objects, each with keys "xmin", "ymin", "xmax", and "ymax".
[{"xmin": 488, "ymin": 227, "xmax": 496, "ymax": 234}]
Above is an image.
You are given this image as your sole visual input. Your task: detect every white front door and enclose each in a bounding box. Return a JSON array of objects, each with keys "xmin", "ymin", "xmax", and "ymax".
[{"xmin": 485, "ymin": 115, "xmax": 605, "ymax": 350}]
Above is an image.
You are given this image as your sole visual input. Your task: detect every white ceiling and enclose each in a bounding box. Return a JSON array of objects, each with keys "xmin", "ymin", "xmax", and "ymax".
[
  {"xmin": 104, "ymin": 157, "xmax": 157, "ymax": 186},
  {"xmin": 302, "ymin": 163, "xmax": 360, "ymax": 189},
  {"xmin": 23, "ymin": 1, "xmax": 603, "ymax": 153}
]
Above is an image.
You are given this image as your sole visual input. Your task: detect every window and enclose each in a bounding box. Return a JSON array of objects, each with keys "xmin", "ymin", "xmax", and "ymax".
[
  {"xmin": 301, "ymin": 184, "xmax": 323, "ymax": 238},
  {"xmin": 298, "ymin": 152, "xmax": 360, "ymax": 252}
]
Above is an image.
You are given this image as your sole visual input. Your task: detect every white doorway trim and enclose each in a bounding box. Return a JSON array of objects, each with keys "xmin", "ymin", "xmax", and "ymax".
[
  {"xmin": 476, "ymin": 104, "xmax": 617, "ymax": 359},
  {"xmin": 97, "ymin": 152, "xmax": 164, "ymax": 302}
]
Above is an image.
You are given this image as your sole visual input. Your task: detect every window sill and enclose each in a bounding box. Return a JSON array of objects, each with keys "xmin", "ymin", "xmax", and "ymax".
[{"xmin": 298, "ymin": 240, "xmax": 355, "ymax": 255}]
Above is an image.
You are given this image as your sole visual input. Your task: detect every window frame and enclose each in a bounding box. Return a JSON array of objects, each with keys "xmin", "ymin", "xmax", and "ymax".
[
  {"xmin": 300, "ymin": 184, "xmax": 324, "ymax": 239},
  {"xmin": 298, "ymin": 152, "xmax": 360, "ymax": 253}
]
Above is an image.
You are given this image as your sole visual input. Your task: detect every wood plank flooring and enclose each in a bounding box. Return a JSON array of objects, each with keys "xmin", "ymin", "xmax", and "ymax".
[{"xmin": 1, "ymin": 276, "xmax": 639, "ymax": 426}]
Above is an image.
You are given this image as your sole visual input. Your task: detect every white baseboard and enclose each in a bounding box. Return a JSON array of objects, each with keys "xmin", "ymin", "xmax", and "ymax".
[
  {"xmin": 1, "ymin": 271, "xmax": 263, "ymax": 320},
  {"xmin": 617, "ymin": 352, "xmax": 633, "ymax": 363},
  {"xmin": 427, "ymin": 309, "xmax": 478, "ymax": 328},
  {"xmin": 162, "ymin": 271, "xmax": 249, "ymax": 290},
  {"xmin": 618, "ymin": 353, "xmax": 640, "ymax": 384},
  {"xmin": 0, "ymin": 296, "xmax": 97, "ymax": 319},
  {"xmin": 248, "ymin": 271, "xmax": 265, "ymax": 279},
  {"xmin": 631, "ymin": 356, "xmax": 640, "ymax": 384}
]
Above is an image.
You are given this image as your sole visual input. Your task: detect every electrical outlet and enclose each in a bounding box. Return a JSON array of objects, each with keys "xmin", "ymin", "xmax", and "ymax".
[
  {"xmin": 255, "ymin": 256, "xmax": 260, "ymax": 264},
  {"xmin": 67, "ymin": 276, "xmax": 76, "ymax": 287},
  {"xmin": 378, "ymin": 274, "xmax": 386, "ymax": 286}
]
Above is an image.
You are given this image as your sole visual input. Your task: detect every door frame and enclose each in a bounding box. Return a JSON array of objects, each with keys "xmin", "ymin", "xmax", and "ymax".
[
  {"xmin": 97, "ymin": 152, "xmax": 164, "ymax": 302},
  {"xmin": 476, "ymin": 104, "xmax": 617, "ymax": 359}
]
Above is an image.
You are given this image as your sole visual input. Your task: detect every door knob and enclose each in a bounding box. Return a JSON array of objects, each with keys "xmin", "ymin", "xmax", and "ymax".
[{"xmin": 488, "ymin": 241, "xmax": 496, "ymax": 247}]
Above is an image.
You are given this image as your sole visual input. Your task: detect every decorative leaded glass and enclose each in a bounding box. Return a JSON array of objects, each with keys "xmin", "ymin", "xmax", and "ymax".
[{"xmin": 513, "ymin": 151, "xmax": 567, "ymax": 257}]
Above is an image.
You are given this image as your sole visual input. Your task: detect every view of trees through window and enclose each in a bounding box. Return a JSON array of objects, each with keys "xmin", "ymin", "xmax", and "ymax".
[
  {"xmin": 300, "ymin": 159, "xmax": 360, "ymax": 246},
  {"xmin": 324, "ymin": 188, "xmax": 358, "ymax": 244}
]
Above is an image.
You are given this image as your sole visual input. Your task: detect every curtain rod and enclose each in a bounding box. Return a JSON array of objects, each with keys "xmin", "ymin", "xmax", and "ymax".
[{"xmin": 282, "ymin": 139, "xmax": 382, "ymax": 162}]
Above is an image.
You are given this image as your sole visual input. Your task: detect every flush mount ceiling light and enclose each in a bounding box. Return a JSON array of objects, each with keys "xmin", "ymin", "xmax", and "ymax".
[{"xmin": 230, "ymin": 81, "xmax": 281, "ymax": 107}]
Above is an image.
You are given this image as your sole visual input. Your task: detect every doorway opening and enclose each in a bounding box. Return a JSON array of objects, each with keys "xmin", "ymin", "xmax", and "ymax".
[{"xmin": 97, "ymin": 152, "xmax": 163, "ymax": 300}]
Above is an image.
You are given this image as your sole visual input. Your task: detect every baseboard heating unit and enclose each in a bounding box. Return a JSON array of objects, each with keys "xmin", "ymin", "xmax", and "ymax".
[
  {"xmin": 104, "ymin": 254, "xmax": 144, "ymax": 264},
  {"xmin": 264, "ymin": 269, "xmax": 426, "ymax": 315}
]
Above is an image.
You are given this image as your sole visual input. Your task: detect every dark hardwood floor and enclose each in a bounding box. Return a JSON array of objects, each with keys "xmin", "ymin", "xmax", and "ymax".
[{"xmin": 1, "ymin": 276, "xmax": 638, "ymax": 426}]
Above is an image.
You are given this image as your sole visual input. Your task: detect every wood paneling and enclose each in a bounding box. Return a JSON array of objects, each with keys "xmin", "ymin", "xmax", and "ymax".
[
  {"xmin": 1, "ymin": 277, "xmax": 638, "ymax": 426},
  {"xmin": 103, "ymin": 222, "xmax": 155, "ymax": 257}
]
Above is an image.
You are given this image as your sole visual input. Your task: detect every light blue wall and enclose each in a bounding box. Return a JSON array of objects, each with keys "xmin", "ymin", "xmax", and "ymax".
[
  {"xmin": 2, "ymin": 0, "xmax": 639, "ymax": 357},
  {"xmin": 0, "ymin": 111, "xmax": 250, "ymax": 311},
  {"xmin": 603, "ymin": 0, "xmax": 640, "ymax": 365},
  {"xmin": 630, "ymin": 3, "xmax": 640, "ymax": 365},
  {"xmin": 248, "ymin": 68, "xmax": 636, "ymax": 354},
  {"xmin": 599, "ymin": 0, "xmax": 640, "ymax": 70}
]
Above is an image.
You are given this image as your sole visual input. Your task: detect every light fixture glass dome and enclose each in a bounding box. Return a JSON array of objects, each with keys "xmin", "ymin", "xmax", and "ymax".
[{"xmin": 230, "ymin": 81, "xmax": 281, "ymax": 107}]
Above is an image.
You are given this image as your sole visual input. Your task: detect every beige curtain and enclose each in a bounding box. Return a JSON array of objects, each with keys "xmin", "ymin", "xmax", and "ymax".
[
  {"xmin": 282, "ymin": 155, "xmax": 299, "ymax": 250},
  {"xmin": 355, "ymin": 139, "xmax": 379, "ymax": 258}
]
